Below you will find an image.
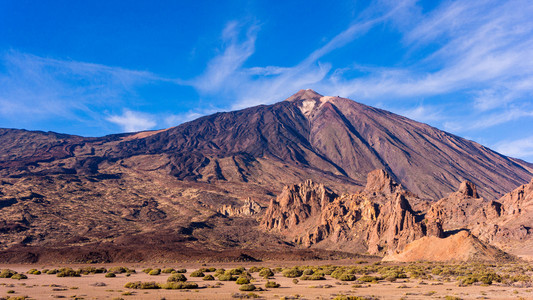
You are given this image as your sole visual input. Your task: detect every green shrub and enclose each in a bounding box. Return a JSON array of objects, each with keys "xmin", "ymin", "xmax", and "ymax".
[
  {"xmin": 0, "ymin": 269, "xmax": 16, "ymax": 278},
  {"xmin": 214, "ymin": 268, "xmax": 225, "ymax": 276},
  {"xmin": 249, "ymin": 266, "xmax": 261, "ymax": 273},
  {"xmin": 190, "ymin": 270, "xmax": 205, "ymax": 277},
  {"xmin": 218, "ymin": 274, "xmax": 237, "ymax": 281},
  {"xmin": 167, "ymin": 274, "xmax": 187, "ymax": 282},
  {"xmin": 203, "ymin": 274, "xmax": 215, "ymax": 281},
  {"xmin": 282, "ymin": 268, "xmax": 303, "ymax": 278},
  {"xmin": 105, "ymin": 272, "xmax": 116, "ymax": 278},
  {"xmin": 265, "ymin": 281, "xmax": 280, "ymax": 288},
  {"xmin": 175, "ymin": 268, "xmax": 187, "ymax": 273},
  {"xmin": 239, "ymin": 284, "xmax": 256, "ymax": 291},
  {"xmin": 46, "ymin": 269, "xmax": 58, "ymax": 275},
  {"xmin": 303, "ymin": 269, "xmax": 314, "ymax": 275},
  {"xmin": 300, "ymin": 273, "xmax": 325, "ymax": 280},
  {"xmin": 226, "ymin": 268, "xmax": 245, "ymax": 275},
  {"xmin": 206, "ymin": 267, "xmax": 217, "ymax": 272},
  {"xmin": 108, "ymin": 267, "xmax": 134, "ymax": 274},
  {"xmin": 236, "ymin": 277, "xmax": 250, "ymax": 285},
  {"xmin": 142, "ymin": 268, "xmax": 152, "ymax": 274},
  {"xmin": 148, "ymin": 269, "xmax": 161, "ymax": 276},
  {"xmin": 160, "ymin": 282, "xmax": 198, "ymax": 289},
  {"xmin": 27, "ymin": 269, "xmax": 41, "ymax": 275},
  {"xmin": 80, "ymin": 267, "xmax": 108, "ymax": 275},
  {"xmin": 162, "ymin": 268, "xmax": 175, "ymax": 274},
  {"xmin": 292, "ymin": 278, "xmax": 299, "ymax": 284},
  {"xmin": 259, "ymin": 268, "xmax": 274, "ymax": 278},
  {"xmin": 339, "ymin": 274, "xmax": 356, "ymax": 281},
  {"xmin": 56, "ymin": 268, "xmax": 80, "ymax": 277},
  {"xmin": 124, "ymin": 281, "xmax": 159, "ymax": 289},
  {"xmin": 358, "ymin": 275, "xmax": 378, "ymax": 283},
  {"xmin": 331, "ymin": 269, "xmax": 345, "ymax": 279},
  {"xmin": 11, "ymin": 273, "xmax": 28, "ymax": 280}
]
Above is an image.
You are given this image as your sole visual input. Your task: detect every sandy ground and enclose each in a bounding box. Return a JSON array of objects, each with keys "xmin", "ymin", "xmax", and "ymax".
[{"xmin": 0, "ymin": 261, "xmax": 532, "ymax": 300}]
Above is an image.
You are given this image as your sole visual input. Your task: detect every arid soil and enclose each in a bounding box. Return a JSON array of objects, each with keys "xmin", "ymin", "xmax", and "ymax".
[{"xmin": 1, "ymin": 260, "xmax": 532, "ymax": 299}]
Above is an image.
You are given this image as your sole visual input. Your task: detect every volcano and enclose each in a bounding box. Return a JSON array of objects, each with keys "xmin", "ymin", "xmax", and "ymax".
[{"xmin": 0, "ymin": 89, "xmax": 532, "ymax": 262}]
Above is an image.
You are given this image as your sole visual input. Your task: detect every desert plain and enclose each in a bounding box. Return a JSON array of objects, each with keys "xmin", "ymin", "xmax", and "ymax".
[{"xmin": 1, "ymin": 259, "xmax": 533, "ymax": 300}]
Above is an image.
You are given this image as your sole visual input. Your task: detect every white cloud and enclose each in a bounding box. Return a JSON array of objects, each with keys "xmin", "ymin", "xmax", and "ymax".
[
  {"xmin": 398, "ymin": 104, "xmax": 443, "ymax": 123},
  {"xmin": 495, "ymin": 136, "xmax": 533, "ymax": 160},
  {"xmin": 0, "ymin": 51, "xmax": 157, "ymax": 124},
  {"xmin": 107, "ymin": 110, "xmax": 156, "ymax": 132},
  {"xmin": 187, "ymin": 0, "xmax": 533, "ymax": 136}
]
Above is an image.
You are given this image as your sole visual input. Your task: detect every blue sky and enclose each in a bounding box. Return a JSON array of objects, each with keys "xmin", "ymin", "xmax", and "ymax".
[{"xmin": 1, "ymin": 0, "xmax": 533, "ymax": 162}]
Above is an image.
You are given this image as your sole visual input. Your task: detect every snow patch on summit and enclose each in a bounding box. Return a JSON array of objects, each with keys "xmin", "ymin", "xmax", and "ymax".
[{"xmin": 299, "ymin": 99, "xmax": 316, "ymax": 117}]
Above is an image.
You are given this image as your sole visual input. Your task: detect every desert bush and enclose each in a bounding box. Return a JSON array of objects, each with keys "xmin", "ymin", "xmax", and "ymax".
[
  {"xmin": 203, "ymin": 274, "xmax": 215, "ymax": 281},
  {"xmin": 80, "ymin": 267, "xmax": 107, "ymax": 275},
  {"xmin": 56, "ymin": 268, "xmax": 80, "ymax": 277},
  {"xmin": 190, "ymin": 270, "xmax": 205, "ymax": 277},
  {"xmin": 339, "ymin": 274, "xmax": 356, "ymax": 281},
  {"xmin": 282, "ymin": 268, "xmax": 303, "ymax": 278},
  {"xmin": 292, "ymin": 278, "xmax": 299, "ymax": 284},
  {"xmin": 147, "ymin": 269, "xmax": 160, "ymax": 276},
  {"xmin": 162, "ymin": 268, "xmax": 175, "ymax": 274},
  {"xmin": 236, "ymin": 277, "xmax": 250, "ymax": 285},
  {"xmin": 249, "ymin": 266, "xmax": 261, "ymax": 273},
  {"xmin": 26, "ymin": 269, "xmax": 41, "ymax": 275},
  {"xmin": 160, "ymin": 282, "xmax": 198, "ymax": 289},
  {"xmin": 108, "ymin": 267, "xmax": 131, "ymax": 274},
  {"xmin": 46, "ymin": 269, "xmax": 58, "ymax": 275},
  {"xmin": 265, "ymin": 281, "xmax": 280, "ymax": 288},
  {"xmin": 105, "ymin": 272, "xmax": 116, "ymax": 278},
  {"xmin": 358, "ymin": 275, "xmax": 379, "ymax": 283},
  {"xmin": 218, "ymin": 274, "xmax": 237, "ymax": 281},
  {"xmin": 226, "ymin": 268, "xmax": 245, "ymax": 275},
  {"xmin": 214, "ymin": 268, "xmax": 225, "ymax": 276},
  {"xmin": 124, "ymin": 281, "xmax": 159, "ymax": 289},
  {"xmin": 300, "ymin": 273, "xmax": 325, "ymax": 280},
  {"xmin": 0, "ymin": 269, "xmax": 16, "ymax": 278},
  {"xmin": 331, "ymin": 269, "xmax": 345, "ymax": 279},
  {"xmin": 259, "ymin": 268, "xmax": 274, "ymax": 278},
  {"xmin": 167, "ymin": 274, "xmax": 187, "ymax": 282},
  {"xmin": 174, "ymin": 268, "xmax": 186, "ymax": 273},
  {"xmin": 11, "ymin": 273, "xmax": 28, "ymax": 280},
  {"xmin": 239, "ymin": 284, "xmax": 256, "ymax": 291},
  {"xmin": 206, "ymin": 267, "xmax": 217, "ymax": 272},
  {"xmin": 303, "ymin": 268, "xmax": 314, "ymax": 275},
  {"xmin": 142, "ymin": 268, "xmax": 152, "ymax": 274}
]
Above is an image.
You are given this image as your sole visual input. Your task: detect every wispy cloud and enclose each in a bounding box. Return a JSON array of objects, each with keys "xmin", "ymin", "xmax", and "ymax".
[
  {"xmin": 107, "ymin": 109, "xmax": 156, "ymax": 132},
  {"xmin": 0, "ymin": 51, "xmax": 157, "ymax": 126},
  {"xmin": 189, "ymin": 0, "xmax": 533, "ymax": 134},
  {"xmin": 495, "ymin": 136, "xmax": 533, "ymax": 159},
  {"xmin": 188, "ymin": 1, "xmax": 413, "ymax": 109}
]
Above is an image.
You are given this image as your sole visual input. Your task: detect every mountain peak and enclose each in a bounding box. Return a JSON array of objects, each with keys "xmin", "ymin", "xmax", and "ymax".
[{"xmin": 285, "ymin": 89, "xmax": 323, "ymax": 102}]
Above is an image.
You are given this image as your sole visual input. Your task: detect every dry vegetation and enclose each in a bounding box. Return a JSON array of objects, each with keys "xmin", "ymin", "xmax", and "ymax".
[{"xmin": 0, "ymin": 260, "xmax": 533, "ymax": 299}]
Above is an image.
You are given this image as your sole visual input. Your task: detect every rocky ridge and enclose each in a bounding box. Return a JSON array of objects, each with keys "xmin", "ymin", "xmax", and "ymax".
[{"xmin": 262, "ymin": 169, "xmax": 443, "ymax": 256}]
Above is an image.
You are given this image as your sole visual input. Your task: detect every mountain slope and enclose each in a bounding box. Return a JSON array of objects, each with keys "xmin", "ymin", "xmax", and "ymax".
[{"xmin": 0, "ymin": 89, "xmax": 532, "ymax": 262}]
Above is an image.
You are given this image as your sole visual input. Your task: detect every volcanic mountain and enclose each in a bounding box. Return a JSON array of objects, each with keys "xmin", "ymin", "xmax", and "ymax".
[{"xmin": 0, "ymin": 89, "xmax": 532, "ymax": 262}]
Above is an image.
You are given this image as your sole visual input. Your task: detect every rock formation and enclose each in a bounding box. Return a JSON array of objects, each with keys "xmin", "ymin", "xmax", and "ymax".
[
  {"xmin": 218, "ymin": 198, "xmax": 264, "ymax": 217},
  {"xmin": 383, "ymin": 230, "xmax": 512, "ymax": 262},
  {"xmin": 262, "ymin": 169, "xmax": 443, "ymax": 255}
]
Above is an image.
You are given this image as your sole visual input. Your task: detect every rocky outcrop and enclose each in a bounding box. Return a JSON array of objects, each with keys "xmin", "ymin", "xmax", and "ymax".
[
  {"xmin": 261, "ymin": 180, "xmax": 336, "ymax": 232},
  {"xmin": 383, "ymin": 230, "xmax": 513, "ymax": 262},
  {"xmin": 424, "ymin": 179, "xmax": 533, "ymax": 259},
  {"xmin": 218, "ymin": 198, "xmax": 263, "ymax": 217},
  {"xmin": 262, "ymin": 169, "xmax": 442, "ymax": 255},
  {"xmin": 425, "ymin": 180, "xmax": 489, "ymax": 231}
]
